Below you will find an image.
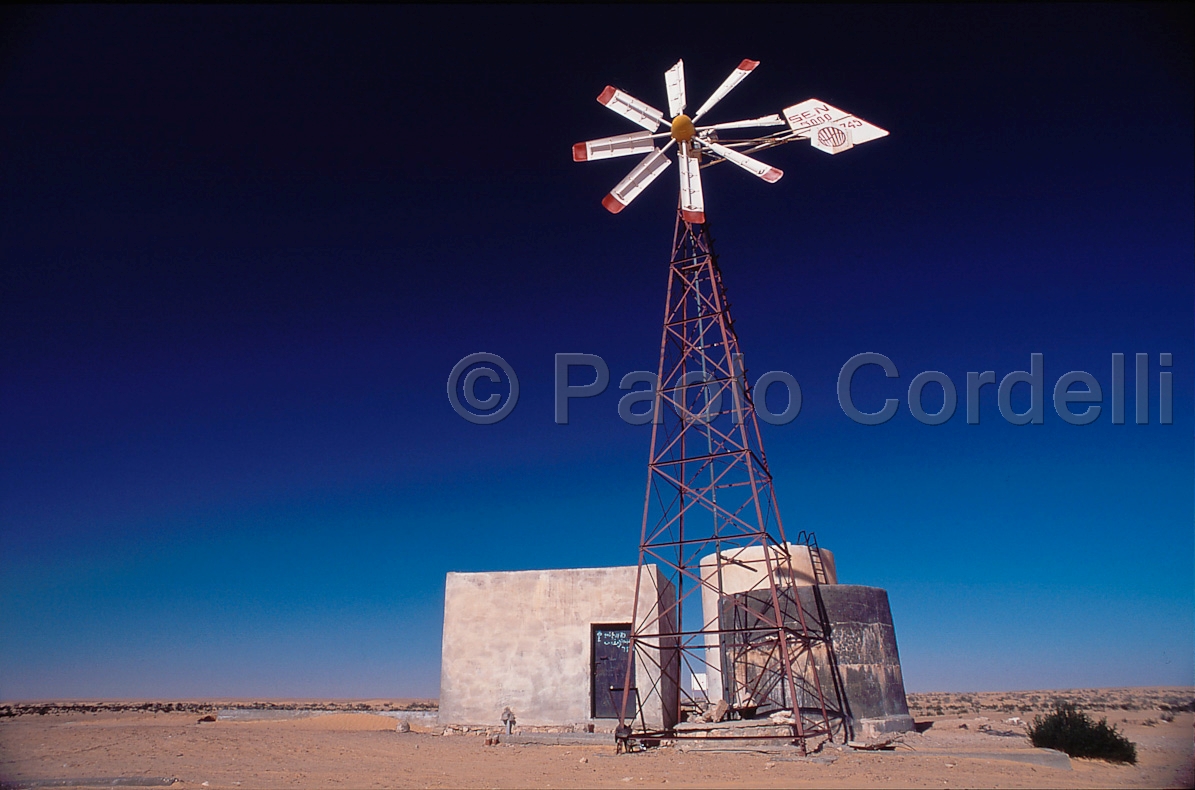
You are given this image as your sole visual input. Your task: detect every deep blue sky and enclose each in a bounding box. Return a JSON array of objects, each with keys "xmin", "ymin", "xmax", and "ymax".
[{"xmin": 2, "ymin": 5, "xmax": 1191, "ymax": 699}]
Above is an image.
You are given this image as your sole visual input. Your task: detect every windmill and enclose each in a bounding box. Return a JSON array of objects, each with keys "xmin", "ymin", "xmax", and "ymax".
[
  {"xmin": 573, "ymin": 60, "xmax": 887, "ymax": 752},
  {"xmin": 573, "ymin": 58, "xmax": 887, "ymax": 220}
]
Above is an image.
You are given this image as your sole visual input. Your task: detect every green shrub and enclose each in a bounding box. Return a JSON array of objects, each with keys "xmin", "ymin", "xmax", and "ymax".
[{"xmin": 1028, "ymin": 703, "xmax": 1137, "ymax": 764}]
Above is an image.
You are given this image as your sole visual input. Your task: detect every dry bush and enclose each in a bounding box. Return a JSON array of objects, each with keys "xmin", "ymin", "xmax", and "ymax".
[{"xmin": 1028, "ymin": 703, "xmax": 1137, "ymax": 764}]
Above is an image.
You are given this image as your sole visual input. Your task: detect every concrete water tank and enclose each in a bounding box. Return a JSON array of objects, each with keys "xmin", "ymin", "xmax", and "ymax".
[
  {"xmin": 700, "ymin": 543, "xmax": 914, "ymax": 739},
  {"xmin": 728, "ymin": 584, "xmax": 914, "ymax": 738}
]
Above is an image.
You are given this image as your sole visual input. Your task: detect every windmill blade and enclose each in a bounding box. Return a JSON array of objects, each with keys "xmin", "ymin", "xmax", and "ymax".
[
  {"xmin": 677, "ymin": 142, "xmax": 705, "ymax": 224},
  {"xmin": 704, "ymin": 141, "xmax": 782, "ymax": 183},
  {"xmin": 597, "ymin": 86, "xmax": 666, "ymax": 132},
  {"xmin": 697, "ymin": 114, "xmax": 784, "ymax": 132},
  {"xmin": 691, "ymin": 59, "xmax": 759, "ymax": 123},
  {"xmin": 573, "ymin": 131, "xmax": 660, "ymax": 162},
  {"xmin": 603, "ymin": 142, "xmax": 675, "ymax": 214},
  {"xmin": 664, "ymin": 59, "xmax": 686, "ymax": 118}
]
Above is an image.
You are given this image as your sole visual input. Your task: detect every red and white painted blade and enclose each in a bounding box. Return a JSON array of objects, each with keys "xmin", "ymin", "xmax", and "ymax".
[
  {"xmin": 602, "ymin": 145, "xmax": 673, "ymax": 214},
  {"xmin": 677, "ymin": 142, "xmax": 705, "ymax": 224},
  {"xmin": 664, "ymin": 59, "xmax": 686, "ymax": 119},
  {"xmin": 704, "ymin": 141, "xmax": 783, "ymax": 183},
  {"xmin": 596, "ymin": 86, "xmax": 665, "ymax": 132},
  {"xmin": 782, "ymin": 98, "xmax": 889, "ymax": 155},
  {"xmin": 690, "ymin": 59, "xmax": 759, "ymax": 123},
  {"xmin": 698, "ymin": 114, "xmax": 784, "ymax": 132},
  {"xmin": 573, "ymin": 131, "xmax": 657, "ymax": 162}
]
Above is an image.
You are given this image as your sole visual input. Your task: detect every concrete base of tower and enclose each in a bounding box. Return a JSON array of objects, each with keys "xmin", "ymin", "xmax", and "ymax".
[{"xmin": 857, "ymin": 714, "xmax": 917, "ymax": 739}]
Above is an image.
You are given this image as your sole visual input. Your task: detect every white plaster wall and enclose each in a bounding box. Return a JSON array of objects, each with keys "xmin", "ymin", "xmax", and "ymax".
[{"xmin": 439, "ymin": 565, "xmax": 671, "ymax": 728}]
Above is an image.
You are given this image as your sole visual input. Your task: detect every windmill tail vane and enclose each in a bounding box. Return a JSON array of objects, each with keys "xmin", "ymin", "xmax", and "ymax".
[{"xmin": 573, "ymin": 58, "xmax": 888, "ymax": 221}]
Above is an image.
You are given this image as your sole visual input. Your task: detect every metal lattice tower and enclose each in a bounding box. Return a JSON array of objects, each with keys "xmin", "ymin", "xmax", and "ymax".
[{"xmin": 617, "ymin": 212, "xmax": 847, "ymax": 751}]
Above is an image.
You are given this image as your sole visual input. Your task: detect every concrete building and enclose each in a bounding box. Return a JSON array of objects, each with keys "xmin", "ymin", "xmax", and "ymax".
[
  {"xmin": 439, "ymin": 545, "xmax": 913, "ymax": 738},
  {"xmin": 439, "ymin": 565, "xmax": 675, "ymax": 730}
]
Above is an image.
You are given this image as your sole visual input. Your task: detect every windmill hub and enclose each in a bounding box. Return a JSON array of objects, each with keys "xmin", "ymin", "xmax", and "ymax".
[{"xmin": 670, "ymin": 114, "xmax": 696, "ymax": 142}]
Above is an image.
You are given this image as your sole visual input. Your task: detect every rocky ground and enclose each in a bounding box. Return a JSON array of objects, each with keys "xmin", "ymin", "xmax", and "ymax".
[{"xmin": 0, "ymin": 689, "xmax": 1191, "ymax": 789}]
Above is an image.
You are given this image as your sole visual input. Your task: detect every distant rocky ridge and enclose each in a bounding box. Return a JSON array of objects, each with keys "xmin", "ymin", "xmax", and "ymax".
[
  {"xmin": 0, "ymin": 699, "xmax": 438, "ymax": 718},
  {"xmin": 907, "ymin": 687, "xmax": 1195, "ymax": 717}
]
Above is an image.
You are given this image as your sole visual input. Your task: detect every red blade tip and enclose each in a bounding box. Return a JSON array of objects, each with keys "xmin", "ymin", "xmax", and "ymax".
[{"xmin": 602, "ymin": 194, "xmax": 626, "ymax": 214}]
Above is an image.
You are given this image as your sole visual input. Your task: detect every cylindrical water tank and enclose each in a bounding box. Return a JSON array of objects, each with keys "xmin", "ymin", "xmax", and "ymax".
[{"xmin": 721, "ymin": 584, "xmax": 914, "ymax": 738}]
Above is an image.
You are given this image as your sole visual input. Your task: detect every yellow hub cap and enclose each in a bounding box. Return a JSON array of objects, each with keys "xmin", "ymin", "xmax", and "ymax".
[{"xmin": 670, "ymin": 114, "xmax": 696, "ymax": 142}]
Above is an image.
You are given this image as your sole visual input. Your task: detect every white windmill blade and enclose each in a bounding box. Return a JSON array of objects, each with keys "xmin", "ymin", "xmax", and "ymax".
[
  {"xmin": 704, "ymin": 141, "xmax": 782, "ymax": 183},
  {"xmin": 697, "ymin": 114, "xmax": 784, "ymax": 132},
  {"xmin": 691, "ymin": 59, "xmax": 759, "ymax": 123},
  {"xmin": 573, "ymin": 131, "xmax": 661, "ymax": 162},
  {"xmin": 664, "ymin": 59, "xmax": 686, "ymax": 118},
  {"xmin": 603, "ymin": 142, "xmax": 675, "ymax": 214},
  {"xmin": 597, "ymin": 85, "xmax": 666, "ymax": 132},
  {"xmin": 677, "ymin": 142, "xmax": 705, "ymax": 224},
  {"xmin": 782, "ymin": 98, "xmax": 889, "ymax": 154}
]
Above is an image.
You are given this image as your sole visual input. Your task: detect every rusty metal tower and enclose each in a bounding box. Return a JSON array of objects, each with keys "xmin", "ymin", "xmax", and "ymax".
[{"xmin": 616, "ymin": 212, "xmax": 843, "ymax": 751}]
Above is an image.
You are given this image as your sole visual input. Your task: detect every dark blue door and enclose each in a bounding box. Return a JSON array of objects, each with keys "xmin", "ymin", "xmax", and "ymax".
[{"xmin": 592, "ymin": 625, "xmax": 636, "ymax": 719}]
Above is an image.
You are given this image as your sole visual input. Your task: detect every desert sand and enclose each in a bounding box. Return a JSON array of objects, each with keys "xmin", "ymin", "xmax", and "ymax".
[{"xmin": 1, "ymin": 689, "xmax": 1191, "ymax": 789}]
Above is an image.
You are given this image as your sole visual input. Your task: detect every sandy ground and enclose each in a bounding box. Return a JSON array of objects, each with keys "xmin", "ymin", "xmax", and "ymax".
[{"xmin": 1, "ymin": 699, "xmax": 1191, "ymax": 789}]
